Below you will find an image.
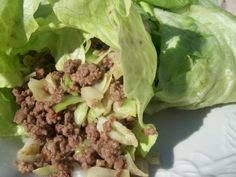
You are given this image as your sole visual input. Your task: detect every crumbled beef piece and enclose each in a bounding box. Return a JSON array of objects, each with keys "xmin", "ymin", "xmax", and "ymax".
[
  {"xmin": 35, "ymin": 68, "xmax": 46, "ymax": 79},
  {"xmin": 91, "ymin": 38, "xmax": 109, "ymax": 50},
  {"xmin": 100, "ymin": 57, "xmax": 113, "ymax": 71},
  {"xmin": 64, "ymin": 60, "xmax": 81, "ymax": 74},
  {"xmin": 16, "ymin": 160, "xmax": 46, "ymax": 174},
  {"xmin": 109, "ymin": 81, "xmax": 125, "ymax": 104},
  {"xmin": 17, "ymin": 162, "xmax": 35, "ymax": 174},
  {"xmin": 143, "ymin": 127, "xmax": 157, "ymax": 136},
  {"xmin": 71, "ymin": 63, "xmax": 104, "ymax": 87},
  {"xmin": 14, "ymin": 109, "xmax": 27, "ymax": 124},
  {"xmin": 12, "ymin": 88, "xmax": 32, "ymax": 105},
  {"xmin": 50, "ymin": 170, "xmax": 71, "ymax": 177},
  {"xmin": 96, "ymin": 159, "xmax": 107, "ymax": 167},
  {"xmin": 42, "ymin": 137, "xmax": 75, "ymax": 177},
  {"xmin": 51, "ymin": 71, "xmax": 64, "ymax": 85},
  {"xmin": 73, "ymin": 147, "xmax": 98, "ymax": 168},
  {"xmin": 113, "ymin": 156, "xmax": 125, "ymax": 170},
  {"xmin": 103, "ymin": 119, "xmax": 113, "ymax": 133},
  {"xmin": 85, "ymin": 124, "xmax": 100, "ymax": 143},
  {"xmin": 92, "ymin": 132, "xmax": 123, "ymax": 169},
  {"xmin": 69, "ymin": 82, "xmax": 81, "ymax": 93},
  {"xmin": 51, "ymin": 87, "xmax": 64, "ymax": 104}
]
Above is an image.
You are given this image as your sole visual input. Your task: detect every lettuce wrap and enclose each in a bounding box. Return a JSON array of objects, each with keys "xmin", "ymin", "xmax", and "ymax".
[
  {"xmin": 0, "ymin": 0, "xmax": 157, "ymax": 176},
  {"xmin": 136, "ymin": 1, "xmax": 236, "ymax": 111}
]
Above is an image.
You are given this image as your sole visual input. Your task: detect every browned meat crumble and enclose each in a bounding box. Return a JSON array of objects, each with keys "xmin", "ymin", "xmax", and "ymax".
[{"xmin": 13, "ymin": 51, "xmax": 130, "ymax": 177}]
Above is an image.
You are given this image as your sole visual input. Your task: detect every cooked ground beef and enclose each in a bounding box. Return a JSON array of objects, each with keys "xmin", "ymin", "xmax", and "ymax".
[
  {"xmin": 16, "ymin": 160, "xmax": 47, "ymax": 174},
  {"xmin": 143, "ymin": 127, "xmax": 157, "ymax": 136},
  {"xmin": 71, "ymin": 63, "xmax": 104, "ymax": 87},
  {"xmin": 64, "ymin": 60, "xmax": 81, "ymax": 74},
  {"xmin": 17, "ymin": 162, "xmax": 36, "ymax": 174},
  {"xmin": 13, "ymin": 52, "xmax": 128, "ymax": 177},
  {"xmin": 99, "ymin": 57, "xmax": 113, "ymax": 71},
  {"xmin": 74, "ymin": 124, "xmax": 125, "ymax": 170},
  {"xmin": 93, "ymin": 132, "xmax": 124, "ymax": 169},
  {"xmin": 109, "ymin": 80, "xmax": 125, "ymax": 104},
  {"xmin": 13, "ymin": 86, "xmax": 126, "ymax": 176},
  {"xmin": 50, "ymin": 170, "xmax": 71, "ymax": 177}
]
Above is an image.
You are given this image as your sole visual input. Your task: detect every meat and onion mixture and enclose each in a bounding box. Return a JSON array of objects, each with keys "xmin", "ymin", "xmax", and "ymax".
[{"xmin": 12, "ymin": 39, "xmax": 153, "ymax": 177}]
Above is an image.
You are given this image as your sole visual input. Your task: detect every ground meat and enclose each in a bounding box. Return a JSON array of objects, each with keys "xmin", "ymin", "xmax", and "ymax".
[
  {"xmin": 50, "ymin": 170, "xmax": 71, "ymax": 177},
  {"xmin": 13, "ymin": 53, "xmax": 127, "ymax": 176},
  {"xmin": 113, "ymin": 156, "xmax": 125, "ymax": 170},
  {"xmin": 143, "ymin": 127, "xmax": 157, "ymax": 136},
  {"xmin": 51, "ymin": 87, "xmax": 64, "ymax": 104},
  {"xmin": 100, "ymin": 57, "xmax": 113, "ymax": 71},
  {"xmin": 16, "ymin": 160, "xmax": 46, "ymax": 174},
  {"xmin": 14, "ymin": 109, "xmax": 27, "ymax": 124},
  {"xmin": 12, "ymin": 88, "xmax": 32, "ymax": 105},
  {"xmin": 93, "ymin": 134, "xmax": 123, "ymax": 169},
  {"xmin": 35, "ymin": 68, "xmax": 46, "ymax": 79},
  {"xmin": 73, "ymin": 147, "xmax": 98, "ymax": 168},
  {"xmin": 64, "ymin": 60, "xmax": 81, "ymax": 74},
  {"xmin": 109, "ymin": 81, "xmax": 125, "ymax": 104},
  {"xmin": 71, "ymin": 63, "xmax": 104, "ymax": 87},
  {"xmin": 103, "ymin": 119, "xmax": 113, "ymax": 133},
  {"xmin": 16, "ymin": 162, "xmax": 35, "ymax": 174},
  {"xmin": 85, "ymin": 124, "xmax": 100, "ymax": 143},
  {"xmin": 96, "ymin": 159, "xmax": 107, "ymax": 167}
]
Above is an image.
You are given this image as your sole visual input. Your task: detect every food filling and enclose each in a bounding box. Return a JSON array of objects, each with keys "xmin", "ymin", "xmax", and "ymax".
[{"xmin": 12, "ymin": 39, "xmax": 154, "ymax": 177}]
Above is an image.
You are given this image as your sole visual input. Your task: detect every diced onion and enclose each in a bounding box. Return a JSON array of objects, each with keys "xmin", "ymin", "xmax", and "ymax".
[{"xmin": 81, "ymin": 87, "xmax": 104, "ymax": 107}]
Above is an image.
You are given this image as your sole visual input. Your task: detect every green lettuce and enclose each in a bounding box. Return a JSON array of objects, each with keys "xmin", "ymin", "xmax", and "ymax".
[
  {"xmin": 0, "ymin": 89, "xmax": 19, "ymax": 136},
  {"xmin": 52, "ymin": 0, "xmax": 157, "ymax": 156},
  {"xmin": 136, "ymin": 0, "xmax": 197, "ymax": 9},
  {"xmin": 147, "ymin": 5, "xmax": 236, "ymax": 111},
  {"xmin": 0, "ymin": 0, "xmax": 41, "ymax": 51},
  {"xmin": 0, "ymin": 0, "xmax": 157, "ymax": 156}
]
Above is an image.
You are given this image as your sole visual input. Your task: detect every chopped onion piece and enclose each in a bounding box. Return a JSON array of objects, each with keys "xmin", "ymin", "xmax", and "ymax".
[
  {"xmin": 125, "ymin": 153, "xmax": 148, "ymax": 177},
  {"xmin": 74, "ymin": 103, "xmax": 89, "ymax": 126},
  {"xmin": 28, "ymin": 78, "xmax": 51, "ymax": 102},
  {"xmin": 45, "ymin": 73, "xmax": 57, "ymax": 94},
  {"xmin": 72, "ymin": 167, "xmax": 88, "ymax": 177},
  {"xmin": 113, "ymin": 99, "xmax": 137, "ymax": 119},
  {"xmin": 17, "ymin": 138, "xmax": 41, "ymax": 163},
  {"xmin": 81, "ymin": 87, "xmax": 104, "ymax": 107},
  {"xmin": 33, "ymin": 165, "xmax": 58, "ymax": 176},
  {"xmin": 102, "ymin": 92, "xmax": 113, "ymax": 115},
  {"xmin": 97, "ymin": 118, "xmax": 138, "ymax": 147},
  {"xmin": 87, "ymin": 103, "xmax": 105, "ymax": 123},
  {"xmin": 94, "ymin": 73, "xmax": 112, "ymax": 94}
]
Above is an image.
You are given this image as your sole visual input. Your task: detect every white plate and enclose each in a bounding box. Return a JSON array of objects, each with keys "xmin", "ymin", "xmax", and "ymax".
[{"xmin": 147, "ymin": 104, "xmax": 236, "ymax": 177}]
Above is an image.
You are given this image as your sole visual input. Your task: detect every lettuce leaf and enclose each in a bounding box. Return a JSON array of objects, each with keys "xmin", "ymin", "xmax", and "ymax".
[
  {"xmin": 147, "ymin": 5, "xmax": 236, "ymax": 111},
  {"xmin": 0, "ymin": 0, "xmax": 157, "ymax": 156},
  {"xmin": 137, "ymin": 0, "xmax": 197, "ymax": 9},
  {"xmin": 0, "ymin": 52, "xmax": 25, "ymax": 88},
  {"xmin": 0, "ymin": 0, "xmax": 41, "ymax": 51},
  {"xmin": 0, "ymin": 88, "xmax": 19, "ymax": 136},
  {"xmin": 52, "ymin": 0, "xmax": 157, "ymax": 155}
]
